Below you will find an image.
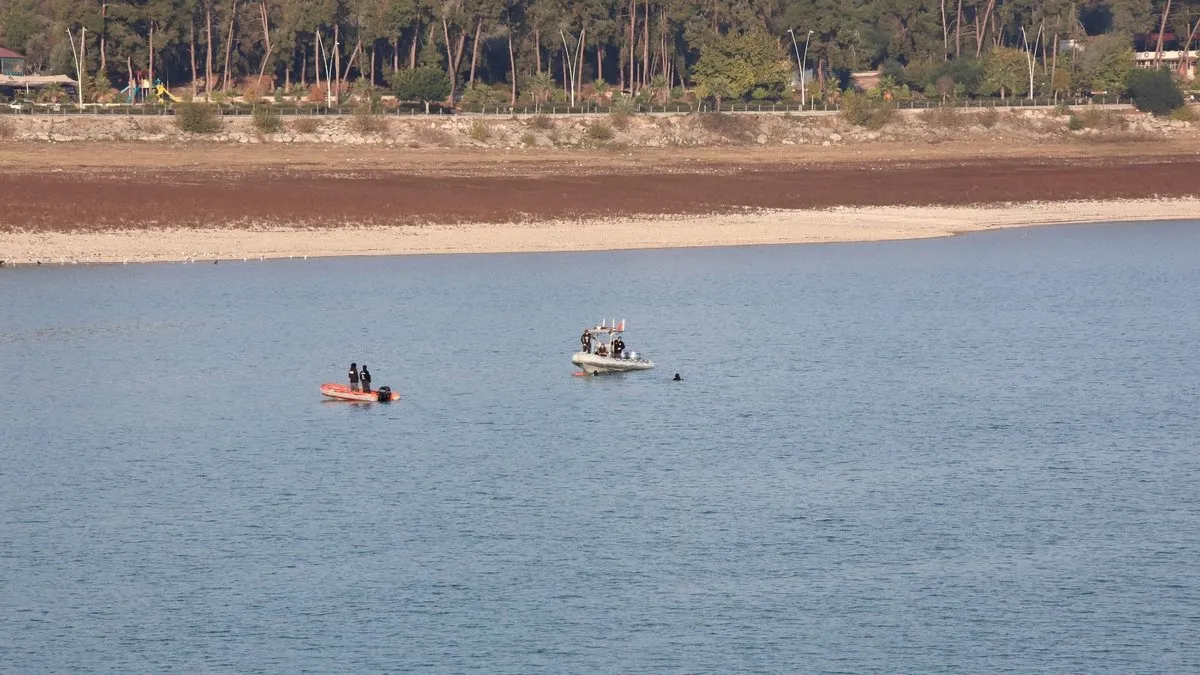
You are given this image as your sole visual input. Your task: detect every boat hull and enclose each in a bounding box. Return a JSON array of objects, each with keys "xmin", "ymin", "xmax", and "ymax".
[
  {"xmin": 571, "ymin": 351, "xmax": 655, "ymax": 374},
  {"xmin": 320, "ymin": 383, "xmax": 400, "ymax": 402}
]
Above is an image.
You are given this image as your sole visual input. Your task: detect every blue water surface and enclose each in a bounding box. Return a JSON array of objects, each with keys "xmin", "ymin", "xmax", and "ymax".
[{"xmin": 2, "ymin": 221, "xmax": 1198, "ymax": 673}]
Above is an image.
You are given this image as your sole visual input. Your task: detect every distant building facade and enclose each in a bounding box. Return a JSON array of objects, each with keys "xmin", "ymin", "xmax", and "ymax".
[{"xmin": 0, "ymin": 47, "xmax": 26, "ymax": 76}]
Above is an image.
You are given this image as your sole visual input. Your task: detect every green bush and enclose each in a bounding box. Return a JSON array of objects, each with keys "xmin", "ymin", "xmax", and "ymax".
[
  {"xmin": 174, "ymin": 102, "xmax": 222, "ymax": 133},
  {"xmin": 1126, "ymin": 69, "xmax": 1184, "ymax": 116},
  {"xmin": 519, "ymin": 131, "xmax": 536, "ymax": 147},
  {"xmin": 840, "ymin": 91, "xmax": 894, "ymax": 129},
  {"xmin": 251, "ymin": 105, "xmax": 282, "ymax": 134},
  {"xmin": 978, "ymin": 107, "xmax": 1000, "ymax": 128},
  {"xmin": 529, "ymin": 115, "xmax": 555, "ymax": 130},
  {"xmin": 1067, "ymin": 114, "xmax": 1085, "ymax": 131}
]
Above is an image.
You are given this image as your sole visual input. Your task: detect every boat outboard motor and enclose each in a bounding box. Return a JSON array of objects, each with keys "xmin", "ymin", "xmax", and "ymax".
[{"xmin": 376, "ymin": 386, "xmax": 392, "ymax": 402}]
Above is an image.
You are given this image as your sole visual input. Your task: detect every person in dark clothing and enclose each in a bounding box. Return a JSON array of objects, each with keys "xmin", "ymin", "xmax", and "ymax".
[
  {"xmin": 581, "ymin": 330, "xmax": 592, "ymax": 354},
  {"xmin": 673, "ymin": 373, "xmax": 682, "ymax": 381},
  {"xmin": 349, "ymin": 363, "xmax": 360, "ymax": 391},
  {"xmin": 359, "ymin": 365, "xmax": 372, "ymax": 393},
  {"xmin": 612, "ymin": 338, "xmax": 625, "ymax": 358}
]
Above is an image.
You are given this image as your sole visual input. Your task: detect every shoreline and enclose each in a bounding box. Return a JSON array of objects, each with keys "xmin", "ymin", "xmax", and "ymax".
[{"xmin": 2, "ymin": 198, "xmax": 1195, "ymax": 266}]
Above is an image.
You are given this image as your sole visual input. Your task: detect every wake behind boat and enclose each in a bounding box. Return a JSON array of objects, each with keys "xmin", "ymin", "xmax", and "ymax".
[
  {"xmin": 571, "ymin": 319, "xmax": 655, "ymax": 375},
  {"xmin": 320, "ymin": 383, "xmax": 400, "ymax": 402}
]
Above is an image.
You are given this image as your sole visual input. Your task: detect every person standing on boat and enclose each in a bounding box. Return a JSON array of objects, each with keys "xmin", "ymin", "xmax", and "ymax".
[
  {"xmin": 612, "ymin": 337, "xmax": 625, "ymax": 358},
  {"xmin": 359, "ymin": 365, "xmax": 372, "ymax": 393},
  {"xmin": 581, "ymin": 329, "xmax": 592, "ymax": 354},
  {"xmin": 349, "ymin": 363, "xmax": 360, "ymax": 391}
]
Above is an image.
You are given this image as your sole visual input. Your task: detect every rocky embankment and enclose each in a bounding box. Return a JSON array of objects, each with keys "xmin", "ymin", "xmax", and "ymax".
[{"xmin": 0, "ymin": 106, "xmax": 1195, "ymax": 148}]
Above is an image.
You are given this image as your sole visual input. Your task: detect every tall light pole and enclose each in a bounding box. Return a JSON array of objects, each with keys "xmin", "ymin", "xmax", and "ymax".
[
  {"xmin": 788, "ymin": 29, "xmax": 814, "ymax": 108},
  {"xmin": 801, "ymin": 30, "xmax": 813, "ymax": 107},
  {"xmin": 787, "ymin": 29, "xmax": 802, "ymax": 106},
  {"xmin": 66, "ymin": 27, "xmax": 85, "ymax": 108},
  {"xmin": 560, "ymin": 30, "xmax": 577, "ymax": 108}
]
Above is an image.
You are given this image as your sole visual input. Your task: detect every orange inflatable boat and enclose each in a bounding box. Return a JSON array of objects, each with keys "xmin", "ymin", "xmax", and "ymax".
[{"xmin": 320, "ymin": 383, "xmax": 400, "ymax": 402}]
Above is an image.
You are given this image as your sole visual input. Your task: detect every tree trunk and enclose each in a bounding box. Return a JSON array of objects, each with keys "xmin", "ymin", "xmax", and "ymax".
[
  {"xmin": 1154, "ymin": 0, "xmax": 1172, "ymax": 67},
  {"xmin": 975, "ymin": 0, "xmax": 997, "ymax": 58},
  {"xmin": 189, "ymin": 21, "xmax": 198, "ymax": 96},
  {"xmin": 257, "ymin": 0, "xmax": 272, "ymax": 88},
  {"xmin": 508, "ymin": 29, "xmax": 517, "ymax": 106},
  {"xmin": 597, "ymin": 42, "xmax": 604, "ymax": 85},
  {"xmin": 940, "ymin": 0, "xmax": 947, "ymax": 58},
  {"xmin": 221, "ymin": 0, "xmax": 238, "ymax": 91},
  {"xmin": 409, "ymin": 25, "xmax": 419, "ymax": 69},
  {"xmin": 300, "ymin": 45, "xmax": 307, "ymax": 86},
  {"xmin": 392, "ymin": 37, "xmax": 399, "ymax": 73},
  {"xmin": 535, "ymin": 28, "xmax": 541, "ymax": 74},
  {"xmin": 369, "ymin": 45, "xmax": 375, "ymax": 85},
  {"xmin": 342, "ymin": 39, "xmax": 361, "ymax": 83},
  {"xmin": 954, "ymin": 0, "xmax": 962, "ymax": 57},
  {"xmin": 576, "ymin": 28, "xmax": 587, "ymax": 94},
  {"xmin": 469, "ymin": 18, "xmax": 483, "ymax": 86},
  {"xmin": 149, "ymin": 23, "xmax": 156, "ymax": 86},
  {"xmin": 628, "ymin": 0, "xmax": 636, "ymax": 92},
  {"xmin": 334, "ymin": 23, "xmax": 341, "ymax": 93},
  {"xmin": 642, "ymin": 0, "xmax": 650, "ymax": 88},
  {"xmin": 205, "ymin": 3, "xmax": 214, "ymax": 95},
  {"xmin": 100, "ymin": 1, "xmax": 108, "ymax": 72}
]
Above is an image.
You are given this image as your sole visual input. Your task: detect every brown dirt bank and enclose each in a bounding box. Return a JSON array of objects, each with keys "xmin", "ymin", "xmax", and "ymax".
[{"xmin": 1, "ymin": 151, "xmax": 1198, "ymax": 232}]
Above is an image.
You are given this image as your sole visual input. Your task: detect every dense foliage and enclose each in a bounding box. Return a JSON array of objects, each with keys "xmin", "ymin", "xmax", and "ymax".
[
  {"xmin": 1127, "ymin": 68, "xmax": 1186, "ymax": 114},
  {"xmin": 0, "ymin": 0, "xmax": 1196, "ymax": 106}
]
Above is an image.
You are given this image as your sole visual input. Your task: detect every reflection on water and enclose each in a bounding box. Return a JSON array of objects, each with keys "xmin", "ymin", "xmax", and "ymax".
[{"xmin": 2, "ymin": 221, "xmax": 1199, "ymax": 673}]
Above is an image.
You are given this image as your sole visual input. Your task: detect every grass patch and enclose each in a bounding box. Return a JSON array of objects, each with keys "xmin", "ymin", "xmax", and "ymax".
[
  {"xmin": 467, "ymin": 119, "xmax": 492, "ymax": 141},
  {"xmin": 133, "ymin": 119, "xmax": 165, "ymax": 135},
  {"xmin": 0, "ymin": 117, "xmax": 15, "ymax": 139},
  {"xmin": 977, "ymin": 108, "xmax": 1000, "ymax": 128},
  {"xmin": 412, "ymin": 124, "xmax": 456, "ymax": 147},
  {"xmin": 350, "ymin": 106, "xmax": 391, "ymax": 135},
  {"xmin": 291, "ymin": 117, "xmax": 322, "ymax": 134},
  {"xmin": 519, "ymin": 131, "xmax": 536, "ymax": 147},
  {"xmin": 920, "ymin": 105, "xmax": 966, "ymax": 129},
  {"xmin": 1074, "ymin": 108, "xmax": 1126, "ymax": 130},
  {"xmin": 529, "ymin": 115, "xmax": 555, "ymax": 130},
  {"xmin": 1168, "ymin": 105, "xmax": 1198, "ymax": 122},
  {"xmin": 1067, "ymin": 114, "xmax": 1085, "ymax": 131},
  {"xmin": 586, "ymin": 120, "xmax": 614, "ymax": 142},
  {"xmin": 174, "ymin": 102, "xmax": 222, "ymax": 134},
  {"xmin": 251, "ymin": 105, "xmax": 283, "ymax": 134},
  {"xmin": 839, "ymin": 92, "xmax": 894, "ymax": 130},
  {"xmin": 696, "ymin": 112, "xmax": 758, "ymax": 142},
  {"xmin": 610, "ymin": 109, "xmax": 633, "ymax": 130}
]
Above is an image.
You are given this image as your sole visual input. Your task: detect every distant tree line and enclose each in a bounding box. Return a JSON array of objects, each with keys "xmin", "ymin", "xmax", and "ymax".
[{"xmin": 0, "ymin": 0, "xmax": 1196, "ymax": 106}]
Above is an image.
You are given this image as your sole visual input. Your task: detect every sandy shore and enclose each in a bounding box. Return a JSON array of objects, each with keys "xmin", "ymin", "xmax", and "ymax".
[{"xmin": 2, "ymin": 199, "xmax": 1195, "ymax": 265}]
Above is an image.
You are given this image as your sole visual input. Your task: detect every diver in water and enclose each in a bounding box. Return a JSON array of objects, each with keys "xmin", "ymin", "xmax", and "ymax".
[{"xmin": 673, "ymin": 373, "xmax": 682, "ymax": 381}]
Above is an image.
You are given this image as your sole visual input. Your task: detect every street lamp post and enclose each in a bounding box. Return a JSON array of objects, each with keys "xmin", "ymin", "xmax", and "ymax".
[
  {"xmin": 66, "ymin": 27, "xmax": 85, "ymax": 108},
  {"xmin": 788, "ymin": 29, "xmax": 815, "ymax": 109},
  {"xmin": 787, "ymin": 29, "xmax": 802, "ymax": 107},
  {"xmin": 801, "ymin": 30, "xmax": 813, "ymax": 107}
]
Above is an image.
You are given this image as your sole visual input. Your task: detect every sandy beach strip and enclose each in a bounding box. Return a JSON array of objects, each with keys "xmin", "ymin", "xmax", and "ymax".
[{"xmin": 1, "ymin": 198, "xmax": 1196, "ymax": 265}]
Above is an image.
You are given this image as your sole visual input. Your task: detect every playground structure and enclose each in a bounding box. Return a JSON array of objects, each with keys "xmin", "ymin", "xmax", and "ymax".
[{"xmin": 120, "ymin": 77, "xmax": 182, "ymax": 104}]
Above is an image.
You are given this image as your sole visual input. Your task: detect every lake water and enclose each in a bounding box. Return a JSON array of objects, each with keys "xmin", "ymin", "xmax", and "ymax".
[{"xmin": 2, "ymin": 221, "xmax": 1199, "ymax": 673}]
